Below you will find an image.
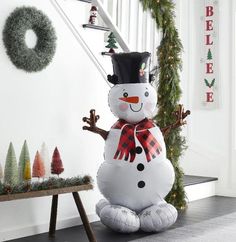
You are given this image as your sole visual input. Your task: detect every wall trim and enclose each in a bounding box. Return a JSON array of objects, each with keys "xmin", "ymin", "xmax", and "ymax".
[
  {"xmin": 0, "ymin": 213, "xmax": 99, "ymax": 241},
  {"xmin": 230, "ymin": 0, "xmax": 236, "ymax": 185}
]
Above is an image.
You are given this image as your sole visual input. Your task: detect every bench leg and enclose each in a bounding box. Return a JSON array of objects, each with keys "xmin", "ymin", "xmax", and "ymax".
[
  {"xmin": 49, "ymin": 194, "xmax": 58, "ymax": 238},
  {"xmin": 72, "ymin": 192, "xmax": 97, "ymax": 242}
]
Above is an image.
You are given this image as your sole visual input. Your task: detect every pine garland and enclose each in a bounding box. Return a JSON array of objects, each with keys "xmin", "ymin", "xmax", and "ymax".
[
  {"xmin": 140, "ymin": 0, "xmax": 187, "ymax": 209},
  {"xmin": 0, "ymin": 175, "xmax": 92, "ymax": 196}
]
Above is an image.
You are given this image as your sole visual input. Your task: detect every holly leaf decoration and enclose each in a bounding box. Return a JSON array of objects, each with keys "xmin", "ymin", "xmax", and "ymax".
[
  {"xmin": 204, "ymin": 79, "xmax": 210, "ymax": 88},
  {"xmin": 139, "ymin": 63, "xmax": 146, "ymax": 77},
  {"xmin": 141, "ymin": 63, "xmax": 146, "ymax": 70},
  {"xmin": 204, "ymin": 78, "xmax": 215, "ymax": 88},
  {"xmin": 210, "ymin": 78, "xmax": 215, "ymax": 87}
]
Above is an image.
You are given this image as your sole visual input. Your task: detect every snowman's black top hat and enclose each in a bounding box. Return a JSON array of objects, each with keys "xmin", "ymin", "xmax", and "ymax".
[{"xmin": 107, "ymin": 52, "xmax": 153, "ymax": 85}]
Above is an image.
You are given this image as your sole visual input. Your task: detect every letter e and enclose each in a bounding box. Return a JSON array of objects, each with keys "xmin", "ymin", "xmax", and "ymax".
[{"xmin": 206, "ymin": 92, "xmax": 214, "ymax": 102}]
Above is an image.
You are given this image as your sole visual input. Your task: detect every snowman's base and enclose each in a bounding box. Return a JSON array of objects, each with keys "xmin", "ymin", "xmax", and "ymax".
[
  {"xmin": 139, "ymin": 202, "xmax": 178, "ymax": 232},
  {"xmin": 96, "ymin": 199, "xmax": 140, "ymax": 233},
  {"xmin": 96, "ymin": 199, "xmax": 177, "ymax": 233}
]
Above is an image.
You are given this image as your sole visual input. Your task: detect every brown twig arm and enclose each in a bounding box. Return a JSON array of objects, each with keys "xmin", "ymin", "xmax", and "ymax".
[
  {"xmin": 160, "ymin": 104, "xmax": 191, "ymax": 138},
  {"xmin": 82, "ymin": 109, "xmax": 109, "ymax": 140}
]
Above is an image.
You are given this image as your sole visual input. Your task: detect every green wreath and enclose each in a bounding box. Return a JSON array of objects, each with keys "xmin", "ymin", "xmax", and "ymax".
[{"xmin": 3, "ymin": 7, "xmax": 57, "ymax": 72}]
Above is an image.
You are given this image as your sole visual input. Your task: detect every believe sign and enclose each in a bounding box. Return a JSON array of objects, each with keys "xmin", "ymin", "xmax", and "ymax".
[{"xmin": 195, "ymin": 0, "xmax": 219, "ymax": 109}]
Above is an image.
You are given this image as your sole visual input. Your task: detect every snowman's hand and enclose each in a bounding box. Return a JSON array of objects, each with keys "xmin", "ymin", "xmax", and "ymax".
[
  {"xmin": 82, "ymin": 109, "xmax": 99, "ymax": 126},
  {"xmin": 82, "ymin": 125, "xmax": 109, "ymax": 140},
  {"xmin": 176, "ymin": 104, "xmax": 190, "ymax": 125},
  {"xmin": 82, "ymin": 125, "xmax": 97, "ymax": 132},
  {"xmin": 82, "ymin": 109, "xmax": 109, "ymax": 140},
  {"xmin": 82, "ymin": 117, "xmax": 92, "ymax": 126},
  {"xmin": 174, "ymin": 104, "xmax": 191, "ymax": 125},
  {"xmin": 173, "ymin": 104, "xmax": 190, "ymax": 127},
  {"xmin": 161, "ymin": 104, "xmax": 190, "ymax": 138}
]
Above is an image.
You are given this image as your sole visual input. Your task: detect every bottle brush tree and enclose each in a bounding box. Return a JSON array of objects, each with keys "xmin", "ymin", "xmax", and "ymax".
[
  {"xmin": 0, "ymin": 163, "xmax": 3, "ymax": 181},
  {"xmin": 24, "ymin": 160, "xmax": 31, "ymax": 181},
  {"xmin": 105, "ymin": 32, "xmax": 118, "ymax": 53},
  {"xmin": 4, "ymin": 142, "xmax": 18, "ymax": 185},
  {"xmin": 32, "ymin": 151, "xmax": 45, "ymax": 179},
  {"xmin": 51, "ymin": 147, "xmax": 64, "ymax": 177},
  {"xmin": 18, "ymin": 140, "xmax": 30, "ymax": 182},
  {"xmin": 40, "ymin": 142, "xmax": 50, "ymax": 178}
]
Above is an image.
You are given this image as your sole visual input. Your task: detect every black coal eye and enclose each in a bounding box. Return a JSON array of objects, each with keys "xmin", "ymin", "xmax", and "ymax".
[
  {"xmin": 145, "ymin": 91, "xmax": 149, "ymax": 97},
  {"xmin": 123, "ymin": 92, "xmax": 128, "ymax": 97}
]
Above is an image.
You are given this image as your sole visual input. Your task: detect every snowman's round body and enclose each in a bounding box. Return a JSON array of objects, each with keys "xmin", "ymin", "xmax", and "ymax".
[
  {"xmin": 97, "ymin": 124, "xmax": 175, "ymax": 212},
  {"xmin": 95, "ymin": 81, "xmax": 177, "ymax": 233}
]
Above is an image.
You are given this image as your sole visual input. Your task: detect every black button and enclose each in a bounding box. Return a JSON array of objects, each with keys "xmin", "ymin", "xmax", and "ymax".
[
  {"xmin": 138, "ymin": 181, "xmax": 145, "ymax": 188},
  {"xmin": 135, "ymin": 146, "xmax": 142, "ymax": 154},
  {"xmin": 137, "ymin": 163, "xmax": 144, "ymax": 171}
]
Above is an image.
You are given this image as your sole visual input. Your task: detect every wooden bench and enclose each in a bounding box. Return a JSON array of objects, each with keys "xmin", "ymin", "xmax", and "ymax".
[{"xmin": 0, "ymin": 184, "xmax": 97, "ymax": 242}]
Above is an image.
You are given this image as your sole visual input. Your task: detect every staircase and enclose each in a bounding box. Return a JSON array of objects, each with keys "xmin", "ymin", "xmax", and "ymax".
[
  {"xmin": 50, "ymin": 0, "xmax": 218, "ymax": 203},
  {"xmin": 184, "ymin": 175, "xmax": 218, "ymax": 202},
  {"xmin": 50, "ymin": 0, "xmax": 160, "ymax": 83}
]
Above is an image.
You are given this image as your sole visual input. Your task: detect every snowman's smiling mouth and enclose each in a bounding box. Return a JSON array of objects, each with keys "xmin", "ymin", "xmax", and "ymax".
[{"xmin": 130, "ymin": 103, "xmax": 143, "ymax": 112}]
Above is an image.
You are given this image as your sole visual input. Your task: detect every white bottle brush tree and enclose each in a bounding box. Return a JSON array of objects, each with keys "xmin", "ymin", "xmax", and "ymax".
[{"xmin": 40, "ymin": 142, "xmax": 51, "ymax": 178}]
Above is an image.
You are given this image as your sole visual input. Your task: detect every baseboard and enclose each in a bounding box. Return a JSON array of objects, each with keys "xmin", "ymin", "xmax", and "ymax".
[
  {"xmin": 0, "ymin": 214, "xmax": 100, "ymax": 241},
  {"xmin": 185, "ymin": 180, "xmax": 217, "ymax": 202}
]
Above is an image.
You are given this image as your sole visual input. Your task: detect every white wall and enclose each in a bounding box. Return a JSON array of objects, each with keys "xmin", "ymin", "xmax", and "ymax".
[
  {"xmin": 0, "ymin": 0, "xmax": 115, "ymax": 240},
  {"xmin": 177, "ymin": 0, "xmax": 234, "ymax": 196}
]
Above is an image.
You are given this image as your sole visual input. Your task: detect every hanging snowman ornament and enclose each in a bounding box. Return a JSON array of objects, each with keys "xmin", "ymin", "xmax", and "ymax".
[
  {"xmin": 88, "ymin": 6, "xmax": 98, "ymax": 25},
  {"xmin": 83, "ymin": 52, "xmax": 189, "ymax": 233}
]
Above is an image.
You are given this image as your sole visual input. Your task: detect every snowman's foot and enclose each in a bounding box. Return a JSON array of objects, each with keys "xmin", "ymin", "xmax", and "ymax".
[
  {"xmin": 139, "ymin": 202, "xmax": 178, "ymax": 232},
  {"xmin": 96, "ymin": 199, "xmax": 110, "ymax": 217},
  {"xmin": 99, "ymin": 204, "xmax": 140, "ymax": 233}
]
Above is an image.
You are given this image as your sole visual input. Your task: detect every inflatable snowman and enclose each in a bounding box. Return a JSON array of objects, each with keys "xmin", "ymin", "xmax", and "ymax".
[{"xmin": 83, "ymin": 52, "xmax": 177, "ymax": 233}]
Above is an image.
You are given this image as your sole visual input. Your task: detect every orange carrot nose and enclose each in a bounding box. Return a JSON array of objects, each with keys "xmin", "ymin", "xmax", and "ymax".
[{"xmin": 119, "ymin": 96, "xmax": 139, "ymax": 103}]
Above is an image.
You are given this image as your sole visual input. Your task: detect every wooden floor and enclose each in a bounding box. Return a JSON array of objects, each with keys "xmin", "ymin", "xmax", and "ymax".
[{"xmin": 7, "ymin": 196, "xmax": 236, "ymax": 242}]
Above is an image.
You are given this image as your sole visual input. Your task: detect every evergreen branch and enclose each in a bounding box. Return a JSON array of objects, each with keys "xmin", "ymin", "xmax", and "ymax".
[
  {"xmin": 140, "ymin": 0, "xmax": 188, "ymax": 210},
  {"xmin": 0, "ymin": 175, "xmax": 93, "ymax": 196}
]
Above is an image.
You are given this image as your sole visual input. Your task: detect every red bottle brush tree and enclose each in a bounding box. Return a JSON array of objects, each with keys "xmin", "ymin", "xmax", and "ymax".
[
  {"xmin": 51, "ymin": 147, "xmax": 64, "ymax": 177},
  {"xmin": 32, "ymin": 151, "xmax": 45, "ymax": 179}
]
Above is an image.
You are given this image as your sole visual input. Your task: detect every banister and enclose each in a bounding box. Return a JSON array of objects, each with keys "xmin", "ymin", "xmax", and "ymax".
[
  {"xmin": 93, "ymin": 0, "xmax": 131, "ymax": 53},
  {"xmin": 50, "ymin": 0, "xmax": 110, "ymax": 85}
]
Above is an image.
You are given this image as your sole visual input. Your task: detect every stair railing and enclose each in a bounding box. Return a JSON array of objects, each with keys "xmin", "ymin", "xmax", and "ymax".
[
  {"xmin": 50, "ymin": 0, "xmax": 114, "ymax": 84},
  {"xmin": 101, "ymin": 0, "xmax": 160, "ymax": 68},
  {"xmin": 93, "ymin": 0, "xmax": 130, "ymax": 53},
  {"xmin": 50, "ymin": 0, "xmax": 158, "ymax": 83}
]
